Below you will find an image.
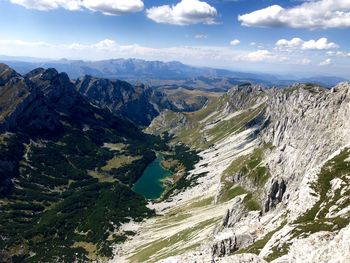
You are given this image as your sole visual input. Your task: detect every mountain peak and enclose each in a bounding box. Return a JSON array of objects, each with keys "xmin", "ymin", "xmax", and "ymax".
[
  {"xmin": 41, "ymin": 68, "xmax": 59, "ymax": 80},
  {"xmin": 0, "ymin": 63, "xmax": 19, "ymax": 86},
  {"xmin": 25, "ymin": 67, "xmax": 46, "ymax": 78}
]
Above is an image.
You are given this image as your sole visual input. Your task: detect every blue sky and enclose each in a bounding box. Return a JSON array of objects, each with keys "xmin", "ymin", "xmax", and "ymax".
[{"xmin": 0, "ymin": 0, "xmax": 349, "ymax": 77}]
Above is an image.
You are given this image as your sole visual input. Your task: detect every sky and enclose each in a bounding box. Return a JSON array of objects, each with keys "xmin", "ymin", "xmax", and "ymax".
[{"xmin": 0, "ymin": 0, "xmax": 349, "ymax": 77}]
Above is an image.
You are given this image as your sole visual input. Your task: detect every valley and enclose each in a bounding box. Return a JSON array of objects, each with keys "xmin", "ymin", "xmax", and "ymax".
[
  {"xmin": 2, "ymin": 1, "xmax": 350, "ymax": 262},
  {"xmin": 112, "ymin": 83, "xmax": 350, "ymax": 263},
  {"xmin": 0, "ymin": 63, "xmax": 350, "ymax": 263}
]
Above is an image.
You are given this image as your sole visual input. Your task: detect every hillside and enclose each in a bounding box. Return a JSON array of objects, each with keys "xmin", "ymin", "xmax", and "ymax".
[
  {"xmin": 1, "ymin": 62, "xmax": 350, "ymax": 263},
  {"xmin": 0, "ymin": 64, "xmax": 165, "ymax": 262},
  {"xmin": 75, "ymin": 75, "xmax": 219, "ymax": 126},
  {"xmin": 114, "ymin": 82, "xmax": 350, "ymax": 262}
]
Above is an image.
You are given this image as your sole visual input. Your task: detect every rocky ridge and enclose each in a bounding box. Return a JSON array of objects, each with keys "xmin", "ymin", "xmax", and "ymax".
[
  {"xmin": 75, "ymin": 76, "xmax": 214, "ymax": 126},
  {"xmin": 130, "ymin": 82, "xmax": 350, "ymax": 262}
]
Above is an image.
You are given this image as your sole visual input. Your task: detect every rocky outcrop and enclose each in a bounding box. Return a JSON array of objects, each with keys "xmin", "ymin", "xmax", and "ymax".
[
  {"xmin": 227, "ymin": 84, "xmax": 268, "ymax": 111},
  {"xmin": 75, "ymin": 75, "xmax": 212, "ymax": 126},
  {"xmin": 264, "ymin": 179, "xmax": 286, "ymax": 212},
  {"xmin": 212, "ymin": 236, "xmax": 237, "ymax": 257},
  {"xmin": 146, "ymin": 110, "xmax": 189, "ymax": 135},
  {"xmin": 261, "ymin": 83, "xmax": 350, "ymax": 216},
  {"xmin": 27, "ymin": 68, "xmax": 81, "ymax": 114},
  {"xmin": 273, "ymin": 224, "xmax": 350, "ymax": 263},
  {"xmin": 0, "ymin": 64, "xmax": 19, "ymax": 86},
  {"xmin": 0, "ymin": 68, "xmax": 62, "ymax": 137},
  {"xmin": 76, "ymin": 75, "xmax": 159, "ymax": 126},
  {"xmin": 212, "ymin": 83, "xmax": 350, "ymax": 260}
]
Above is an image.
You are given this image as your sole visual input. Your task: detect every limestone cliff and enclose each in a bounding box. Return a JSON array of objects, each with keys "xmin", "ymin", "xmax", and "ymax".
[{"xmin": 131, "ymin": 82, "xmax": 350, "ymax": 263}]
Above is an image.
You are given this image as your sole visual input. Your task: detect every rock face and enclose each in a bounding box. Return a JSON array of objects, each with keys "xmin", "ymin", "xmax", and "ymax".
[
  {"xmin": 274, "ymin": 224, "xmax": 350, "ymax": 263},
  {"xmin": 76, "ymin": 75, "xmax": 159, "ymax": 126},
  {"xmin": 144, "ymin": 82, "xmax": 350, "ymax": 263},
  {"xmin": 146, "ymin": 109, "xmax": 189, "ymax": 135},
  {"xmin": 75, "ymin": 76, "xmax": 211, "ymax": 126},
  {"xmin": 216, "ymin": 83, "xmax": 350, "ymax": 261},
  {"xmin": 262, "ymin": 83, "xmax": 350, "ymax": 217},
  {"xmin": 264, "ymin": 179, "xmax": 286, "ymax": 212},
  {"xmin": 0, "ymin": 66, "xmax": 62, "ymax": 137}
]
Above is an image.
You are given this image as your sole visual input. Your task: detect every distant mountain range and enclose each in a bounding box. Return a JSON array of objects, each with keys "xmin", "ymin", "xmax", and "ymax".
[{"xmin": 0, "ymin": 56, "xmax": 347, "ymax": 90}]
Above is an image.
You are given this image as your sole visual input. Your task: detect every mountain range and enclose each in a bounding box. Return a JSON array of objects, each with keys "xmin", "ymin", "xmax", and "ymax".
[
  {"xmin": 1, "ymin": 56, "xmax": 347, "ymax": 90},
  {"xmin": 0, "ymin": 62, "xmax": 350, "ymax": 263}
]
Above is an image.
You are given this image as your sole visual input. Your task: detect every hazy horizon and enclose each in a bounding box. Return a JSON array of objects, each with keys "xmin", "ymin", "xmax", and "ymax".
[
  {"xmin": 0, "ymin": 0, "xmax": 349, "ymax": 78},
  {"xmin": 1, "ymin": 54, "xmax": 349, "ymax": 80}
]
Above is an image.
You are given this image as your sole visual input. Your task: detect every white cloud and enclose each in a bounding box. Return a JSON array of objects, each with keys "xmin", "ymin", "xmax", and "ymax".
[
  {"xmin": 319, "ymin": 58, "xmax": 332, "ymax": 66},
  {"xmin": 327, "ymin": 51, "xmax": 350, "ymax": 57},
  {"xmin": 83, "ymin": 0, "xmax": 144, "ymax": 15},
  {"xmin": 246, "ymin": 49, "xmax": 276, "ymax": 62},
  {"xmin": 239, "ymin": 5, "xmax": 284, "ymax": 27},
  {"xmin": 195, "ymin": 34, "xmax": 208, "ymax": 39},
  {"xmin": 9, "ymin": 0, "xmax": 144, "ymax": 15},
  {"xmin": 238, "ymin": 0, "xmax": 350, "ymax": 29},
  {"xmin": 250, "ymin": 42, "xmax": 257, "ymax": 46},
  {"xmin": 302, "ymin": 38, "xmax": 338, "ymax": 50},
  {"xmin": 146, "ymin": 0, "xmax": 218, "ymax": 25},
  {"xmin": 230, "ymin": 39, "xmax": 240, "ymax": 46},
  {"xmin": 10, "ymin": 0, "xmax": 80, "ymax": 11},
  {"xmin": 4, "ymin": 38, "xmax": 350, "ymax": 76},
  {"xmin": 0, "ymin": 38, "xmax": 286, "ymax": 65},
  {"xmin": 276, "ymin": 37, "xmax": 339, "ymax": 51}
]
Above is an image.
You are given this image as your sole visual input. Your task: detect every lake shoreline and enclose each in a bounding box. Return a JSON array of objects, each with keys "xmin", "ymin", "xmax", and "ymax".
[{"xmin": 132, "ymin": 153, "xmax": 173, "ymax": 200}]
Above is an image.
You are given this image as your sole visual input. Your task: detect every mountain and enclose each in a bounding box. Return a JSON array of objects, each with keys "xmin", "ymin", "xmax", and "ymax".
[
  {"xmin": 0, "ymin": 57, "xmax": 276, "ymax": 80},
  {"xmin": 1, "ymin": 57, "xmax": 346, "ymax": 90},
  {"xmin": 299, "ymin": 75, "xmax": 348, "ymax": 87},
  {"xmin": 115, "ymin": 82, "xmax": 350, "ymax": 262},
  {"xmin": 75, "ymin": 75, "xmax": 160, "ymax": 126},
  {"xmin": 1, "ymin": 62, "xmax": 350, "ymax": 262},
  {"xmin": 75, "ymin": 75, "xmax": 218, "ymax": 126},
  {"xmin": 0, "ymin": 64, "xmax": 167, "ymax": 262}
]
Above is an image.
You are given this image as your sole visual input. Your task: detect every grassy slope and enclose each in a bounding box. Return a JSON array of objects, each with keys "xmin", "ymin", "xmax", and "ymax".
[{"xmin": 160, "ymin": 94, "xmax": 266, "ymax": 150}]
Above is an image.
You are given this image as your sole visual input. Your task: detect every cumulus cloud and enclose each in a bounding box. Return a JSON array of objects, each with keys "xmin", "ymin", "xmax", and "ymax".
[
  {"xmin": 276, "ymin": 37, "xmax": 339, "ymax": 51},
  {"xmin": 146, "ymin": 0, "xmax": 218, "ymax": 25},
  {"xmin": 238, "ymin": 0, "xmax": 350, "ymax": 29},
  {"xmin": 10, "ymin": 0, "xmax": 144, "ymax": 15},
  {"xmin": 83, "ymin": 0, "xmax": 144, "ymax": 15},
  {"xmin": 319, "ymin": 58, "xmax": 332, "ymax": 66},
  {"xmin": 0, "ymin": 38, "xmax": 288, "ymax": 65},
  {"xmin": 244, "ymin": 49, "xmax": 286, "ymax": 62},
  {"xmin": 230, "ymin": 39, "xmax": 240, "ymax": 46}
]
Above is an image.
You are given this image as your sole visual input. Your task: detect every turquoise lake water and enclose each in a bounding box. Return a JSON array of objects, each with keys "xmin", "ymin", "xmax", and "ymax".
[{"xmin": 132, "ymin": 155, "xmax": 172, "ymax": 199}]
